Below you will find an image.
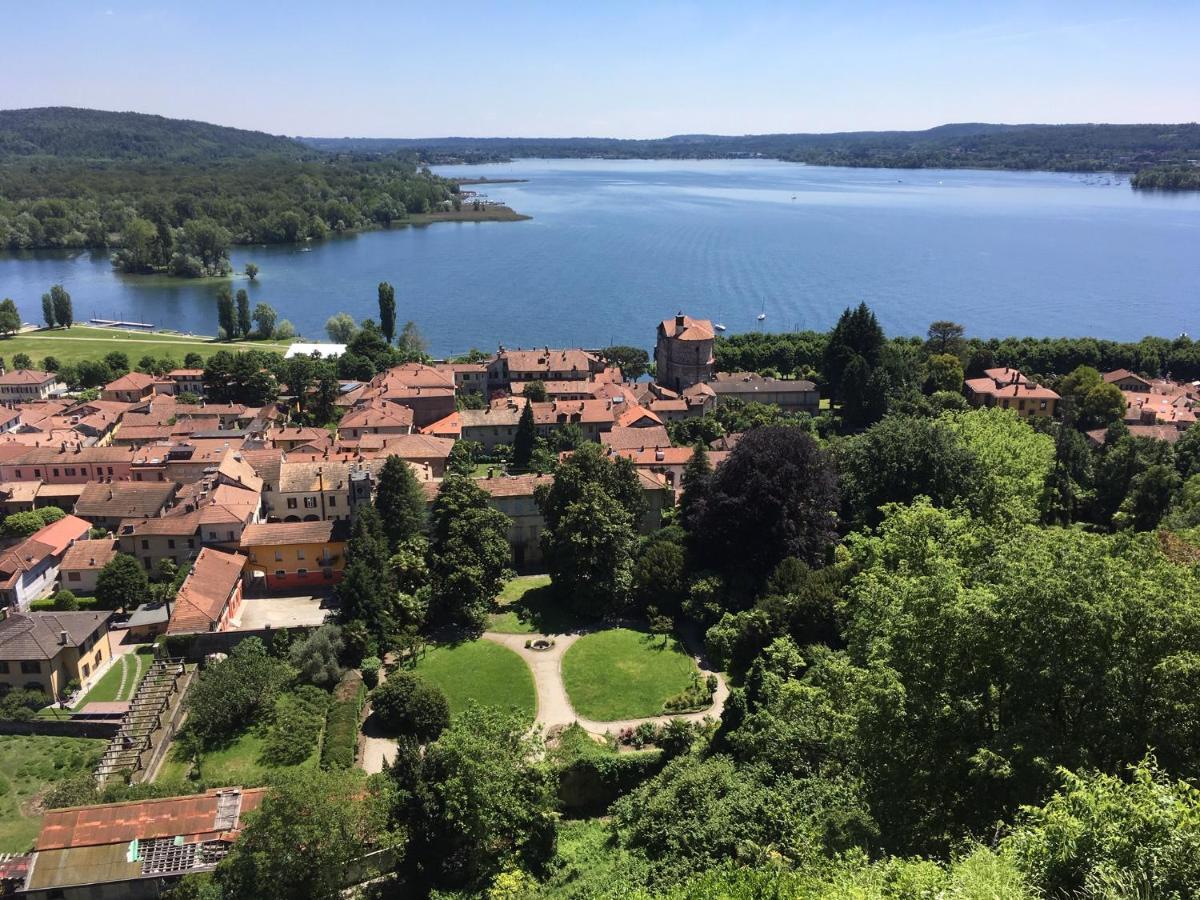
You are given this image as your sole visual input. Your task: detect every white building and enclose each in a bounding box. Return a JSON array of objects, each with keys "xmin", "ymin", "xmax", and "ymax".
[{"xmin": 285, "ymin": 343, "xmax": 345, "ymax": 360}]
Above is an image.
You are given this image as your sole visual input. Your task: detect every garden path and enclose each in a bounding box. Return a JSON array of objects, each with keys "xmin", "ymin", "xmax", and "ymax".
[{"xmin": 482, "ymin": 628, "xmax": 728, "ymax": 737}]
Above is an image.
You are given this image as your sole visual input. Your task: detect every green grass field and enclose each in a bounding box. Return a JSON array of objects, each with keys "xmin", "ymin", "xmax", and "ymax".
[
  {"xmin": 0, "ymin": 325, "xmax": 293, "ymax": 367},
  {"xmin": 415, "ymin": 640, "xmax": 536, "ymax": 724},
  {"xmin": 488, "ymin": 574, "xmax": 594, "ymax": 635},
  {"xmin": 73, "ymin": 648, "xmax": 155, "ymax": 707},
  {"xmin": 0, "ymin": 735, "xmax": 106, "ymax": 852},
  {"xmin": 561, "ymin": 628, "xmax": 698, "ymax": 721}
]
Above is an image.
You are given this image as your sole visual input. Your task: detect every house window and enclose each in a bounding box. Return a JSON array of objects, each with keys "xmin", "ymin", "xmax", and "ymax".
[
  {"xmin": 14, "ymin": 470, "xmax": 20, "ymax": 478},
  {"xmin": 275, "ymin": 569, "xmax": 285, "ymax": 578},
  {"xmin": 286, "ymin": 498, "xmax": 298, "ymax": 509},
  {"xmin": 208, "ymin": 531, "xmax": 217, "ymax": 540},
  {"xmin": 328, "ymin": 497, "xmax": 336, "ymax": 507},
  {"xmin": 107, "ymin": 467, "xmax": 114, "ymax": 475},
  {"xmin": 68, "ymin": 572, "xmax": 81, "ymax": 582},
  {"xmin": 34, "ymin": 469, "xmax": 41, "ymax": 478},
  {"xmin": 20, "ymin": 660, "xmax": 41, "ymax": 674},
  {"xmin": 140, "ymin": 539, "xmax": 149, "ymax": 550},
  {"xmin": 297, "ymin": 568, "xmax": 308, "ymax": 576},
  {"xmin": 297, "ymin": 549, "xmax": 306, "ymax": 560},
  {"xmin": 94, "ymin": 651, "xmax": 102, "ymax": 666},
  {"xmin": 227, "ymin": 531, "xmax": 234, "ymax": 541},
  {"xmin": 303, "ymin": 497, "xmax": 317, "ymax": 509},
  {"xmin": 0, "ymin": 661, "xmax": 8, "ymax": 674},
  {"xmin": 143, "ymin": 557, "xmax": 152, "ymax": 568},
  {"xmin": 167, "ymin": 539, "xmax": 176, "ymax": 549},
  {"xmin": 82, "ymin": 663, "xmax": 90, "ymax": 678},
  {"xmin": 187, "ymin": 538, "xmax": 195, "ymax": 549},
  {"xmin": 53, "ymin": 468, "xmax": 60, "ymax": 476},
  {"xmin": 274, "ymin": 550, "xmax": 283, "ymax": 561}
]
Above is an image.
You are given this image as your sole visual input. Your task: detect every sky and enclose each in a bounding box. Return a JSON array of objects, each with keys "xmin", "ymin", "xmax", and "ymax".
[{"xmin": 3, "ymin": 1, "xmax": 1198, "ymax": 138}]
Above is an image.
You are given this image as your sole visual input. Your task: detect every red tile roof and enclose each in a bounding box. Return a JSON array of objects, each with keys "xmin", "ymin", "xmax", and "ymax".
[
  {"xmin": 166, "ymin": 548, "xmax": 246, "ymax": 634},
  {"xmin": 60, "ymin": 539, "xmax": 119, "ymax": 572},
  {"xmin": 240, "ymin": 519, "xmax": 351, "ymax": 547},
  {"xmin": 0, "ymin": 370, "xmax": 59, "ymax": 386},
  {"xmin": 103, "ymin": 372, "xmax": 155, "ymax": 393},
  {"xmin": 659, "ymin": 315, "xmax": 715, "ymax": 342}
]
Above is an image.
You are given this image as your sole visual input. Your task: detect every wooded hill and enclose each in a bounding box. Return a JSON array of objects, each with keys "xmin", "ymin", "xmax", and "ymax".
[
  {"xmin": 304, "ymin": 121, "xmax": 1200, "ymax": 179},
  {"xmin": 0, "ymin": 107, "xmax": 312, "ymax": 162}
]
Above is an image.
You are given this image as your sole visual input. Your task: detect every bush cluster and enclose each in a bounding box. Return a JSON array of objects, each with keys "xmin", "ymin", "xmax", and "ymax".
[
  {"xmin": 260, "ymin": 685, "xmax": 330, "ymax": 767},
  {"xmin": 319, "ymin": 670, "xmax": 365, "ymax": 771}
]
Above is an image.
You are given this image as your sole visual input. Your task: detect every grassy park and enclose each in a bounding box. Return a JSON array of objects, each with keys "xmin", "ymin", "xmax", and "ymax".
[
  {"xmin": 488, "ymin": 574, "xmax": 591, "ymax": 635},
  {"xmin": 561, "ymin": 628, "xmax": 698, "ymax": 721},
  {"xmin": 0, "ymin": 325, "xmax": 293, "ymax": 367},
  {"xmin": 0, "ymin": 735, "xmax": 106, "ymax": 852},
  {"xmin": 415, "ymin": 640, "xmax": 536, "ymax": 724}
]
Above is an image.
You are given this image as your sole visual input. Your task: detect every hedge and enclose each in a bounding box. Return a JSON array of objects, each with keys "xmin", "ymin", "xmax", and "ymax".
[
  {"xmin": 29, "ymin": 595, "xmax": 104, "ymax": 611},
  {"xmin": 558, "ymin": 750, "xmax": 664, "ymax": 815},
  {"xmin": 320, "ymin": 670, "xmax": 365, "ymax": 770},
  {"xmin": 260, "ymin": 685, "xmax": 329, "ymax": 767}
]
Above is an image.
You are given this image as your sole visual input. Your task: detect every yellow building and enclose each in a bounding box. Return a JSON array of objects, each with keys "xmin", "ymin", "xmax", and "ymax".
[
  {"xmin": 239, "ymin": 519, "xmax": 351, "ymax": 592},
  {"xmin": 0, "ymin": 610, "xmax": 114, "ymax": 700}
]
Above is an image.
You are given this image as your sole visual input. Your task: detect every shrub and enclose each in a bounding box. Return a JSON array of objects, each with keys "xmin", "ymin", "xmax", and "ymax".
[
  {"xmin": 552, "ymin": 724, "xmax": 665, "ymax": 815},
  {"xmin": 288, "ymin": 624, "xmax": 343, "ymax": 688},
  {"xmin": 260, "ymin": 685, "xmax": 330, "ymax": 767},
  {"xmin": 663, "ymin": 672, "xmax": 717, "ymax": 713},
  {"xmin": 0, "ymin": 688, "xmax": 50, "ymax": 721},
  {"xmin": 51, "ymin": 589, "xmax": 80, "ymax": 611},
  {"xmin": 320, "ymin": 670, "xmax": 365, "ymax": 770},
  {"xmin": 360, "ymin": 656, "xmax": 382, "ymax": 689},
  {"xmin": 370, "ymin": 671, "xmax": 449, "ymax": 742},
  {"xmin": 182, "ymin": 638, "xmax": 289, "ymax": 750}
]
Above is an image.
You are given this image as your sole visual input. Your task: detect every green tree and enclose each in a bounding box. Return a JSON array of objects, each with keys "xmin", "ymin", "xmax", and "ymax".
[
  {"xmin": 288, "ymin": 624, "xmax": 344, "ymax": 689},
  {"xmin": 405, "ymin": 704, "xmax": 555, "ymax": 889},
  {"xmin": 182, "ymin": 638, "xmax": 288, "ymax": 749},
  {"xmin": 371, "ymin": 671, "xmax": 450, "ymax": 742},
  {"xmin": 41, "ymin": 292, "xmax": 56, "ymax": 328},
  {"xmin": 324, "ymin": 312, "xmax": 357, "ymax": 343},
  {"xmin": 511, "ymin": 401, "xmax": 536, "ymax": 471},
  {"xmin": 600, "ymin": 345, "xmax": 651, "ymax": 380},
  {"xmin": 335, "ymin": 506, "xmax": 398, "ymax": 655},
  {"xmin": 396, "ymin": 321, "xmax": 428, "ymax": 359},
  {"xmin": 94, "ymin": 553, "xmax": 150, "ymax": 610},
  {"xmin": 216, "ymin": 768, "xmax": 387, "ymax": 900},
  {"xmin": 925, "ymin": 320, "xmax": 966, "ymax": 357},
  {"xmin": 235, "ymin": 289, "xmax": 251, "ymax": 338},
  {"xmin": 51, "ymin": 589, "xmax": 80, "ymax": 611},
  {"xmin": 375, "ymin": 454, "xmax": 427, "ymax": 550},
  {"xmin": 690, "ymin": 426, "xmax": 838, "ymax": 582},
  {"xmin": 275, "ymin": 320, "xmax": 296, "ymax": 340},
  {"xmin": 244, "ymin": 261, "xmax": 259, "ymax": 281},
  {"xmin": 677, "ymin": 443, "xmax": 712, "ymax": 533},
  {"xmin": 0, "ymin": 298, "xmax": 20, "ymax": 335},
  {"xmin": 12, "ymin": 352, "xmax": 33, "ymax": 370},
  {"xmin": 216, "ymin": 287, "xmax": 235, "ymax": 340},
  {"xmin": 427, "ymin": 476, "xmax": 512, "ymax": 631},
  {"xmin": 536, "ymin": 441, "xmax": 646, "ymax": 536},
  {"xmin": 924, "ymin": 352, "xmax": 964, "ymax": 393},
  {"xmin": 252, "ymin": 302, "xmax": 277, "ymax": 338},
  {"xmin": 544, "ymin": 482, "xmax": 638, "ymax": 616},
  {"xmin": 521, "ymin": 379, "xmax": 548, "ymax": 403},
  {"xmin": 377, "ymin": 281, "xmax": 396, "ymax": 344},
  {"xmin": 1, "ymin": 507, "xmax": 64, "ymax": 538},
  {"xmin": 47, "ymin": 284, "xmax": 71, "ymax": 327},
  {"xmin": 280, "ymin": 355, "xmax": 315, "ymax": 414},
  {"xmin": 310, "ymin": 365, "xmax": 339, "ymax": 424},
  {"xmin": 183, "ymin": 352, "xmax": 204, "ymax": 368},
  {"xmin": 822, "ymin": 302, "xmax": 886, "ymax": 429}
]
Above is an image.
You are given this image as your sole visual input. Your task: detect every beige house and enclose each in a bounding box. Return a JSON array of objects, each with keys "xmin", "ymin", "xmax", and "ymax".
[
  {"xmin": 0, "ymin": 610, "xmax": 114, "ymax": 699},
  {"xmin": 0, "ymin": 370, "xmax": 66, "ymax": 403}
]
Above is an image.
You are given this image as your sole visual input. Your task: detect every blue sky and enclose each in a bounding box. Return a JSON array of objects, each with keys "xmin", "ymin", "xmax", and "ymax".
[{"xmin": 3, "ymin": 1, "xmax": 1197, "ymax": 138}]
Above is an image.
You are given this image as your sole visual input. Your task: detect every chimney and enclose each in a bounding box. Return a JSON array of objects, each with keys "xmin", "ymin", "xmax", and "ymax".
[{"xmin": 675, "ymin": 312, "xmax": 685, "ymax": 328}]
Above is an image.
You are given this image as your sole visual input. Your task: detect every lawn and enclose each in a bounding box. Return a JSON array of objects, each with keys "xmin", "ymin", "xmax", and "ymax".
[
  {"xmin": 0, "ymin": 325, "xmax": 293, "ymax": 367},
  {"xmin": 0, "ymin": 735, "xmax": 106, "ymax": 852},
  {"xmin": 488, "ymin": 574, "xmax": 590, "ymax": 635},
  {"xmin": 74, "ymin": 648, "xmax": 155, "ymax": 707},
  {"xmin": 415, "ymin": 640, "xmax": 536, "ymax": 724},
  {"xmin": 561, "ymin": 628, "xmax": 699, "ymax": 721}
]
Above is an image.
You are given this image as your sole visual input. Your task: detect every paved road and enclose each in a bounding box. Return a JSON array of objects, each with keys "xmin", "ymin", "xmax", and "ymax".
[{"xmin": 483, "ymin": 628, "xmax": 727, "ymax": 736}]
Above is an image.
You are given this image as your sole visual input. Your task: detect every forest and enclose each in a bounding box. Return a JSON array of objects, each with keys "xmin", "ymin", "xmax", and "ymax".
[
  {"xmin": 0, "ymin": 108, "xmax": 459, "ymax": 271},
  {"xmin": 304, "ymin": 122, "xmax": 1200, "ymax": 184}
]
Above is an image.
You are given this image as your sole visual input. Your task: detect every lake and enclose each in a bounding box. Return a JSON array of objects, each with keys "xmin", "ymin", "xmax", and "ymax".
[{"xmin": 1, "ymin": 159, "xmax": 1197, "ymax": 355}]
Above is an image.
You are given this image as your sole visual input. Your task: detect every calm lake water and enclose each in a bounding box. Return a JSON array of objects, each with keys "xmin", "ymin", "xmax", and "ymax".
[{"xmin": 1, "ymin": 159, "xmax": 1198, "ymax": 355}]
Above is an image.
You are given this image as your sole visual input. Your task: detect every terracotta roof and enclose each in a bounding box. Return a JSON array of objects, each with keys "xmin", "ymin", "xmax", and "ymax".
[
  {"xmin": 422, "ymin": 473, "xmax": 552, "ymax": 502},
  {"xmin": 10, "ymin": 446, "xmax": 136, "ymax": 465},
  {"xmin": 36, "ymin": 787, "xmax": 265, "ymax": 851},
  {"xmin": 60, "ymin": 539, "xmax": 119, "ymax": 572},
  {"xmin": 29, "ymin": 515, "xmax": 92, "ymax": 555},
  {"xmin": 0, "ymin": 370, "xmax": 58, "ymax": 386},
  {"xmin": 498, "ymin": 348, "xmax": 601, "ymax": 375},
  {"xmin": 240, "ymin": 519, "xmax": 351, "ymax": 547},
  {"xmin": 102, "ymin": 372, "xmax": 155, "ymax": 393},
  {"xmin": 120, "ymin": 510, "xmax": 201, "ymax": 537},
  {"xmin": 277, "ymin": 458, "xmax": 385, "ymax": 493},
  {"xmin": 339, "ymin": 401, "xmax": 415, "ymax": 431},
  {"xmin": 420, "ymin": 411, "xmax": 462, "ymax": 437},
  {"xmin": 659, "ymin": 315, "xmax": 715, "ymax": 342},
  {"xmin": 166, "ymin": 548, "xmax": 246, "ymax": 634},
  {"xmin": 0, "ymin": 611, "xmax": 112, "ymax": 661},
  {"xmin": 615, "ymin": 404, "xmax": 663, "ymax": 428},
  {"xmin": 965, "ymin": 376, "xmax": 1060, "ymax": 401},
  {"xmin": 74, "ymin": 482, "xmax": 178, "ymax": 521},
  {"xmin": 601, "ymin": 425, "xmax": 672, "ymax": 450},
  {"xmin": 167, "ymin": 369, "xmax": 205, "ymax": 378}
]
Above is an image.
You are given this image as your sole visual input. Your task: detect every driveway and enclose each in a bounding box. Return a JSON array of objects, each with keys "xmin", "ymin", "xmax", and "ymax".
[{"xmin": 234, "ymin": 595, "xmax": 332, "ymax": 630}]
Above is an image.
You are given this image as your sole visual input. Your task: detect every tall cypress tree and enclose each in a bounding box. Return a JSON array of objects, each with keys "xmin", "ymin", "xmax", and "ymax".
[
  {"xmin": 378, "ymin": 282, "xmax": 397, "ymax": 345},
  {"xmin": 236, "ymin": 289, "xmax": 251, "ymax": 338},
  {"xmin": 375, "ymin": 455, "xmax": 428, "ymax": 550},
  {"xmin": 335, "ymin": 506, "xmax": 397, "ymax": 651},
  {"xmin": 511, "ymin": 401, "xmax": 536, "ymax": 472},
  {"xmin": 679, "ymin": 442, "xmax": 713, "ymax": 532},
  {"xmin": 216, "ymin": 287, "xmax": 235, "ymax": 340}
]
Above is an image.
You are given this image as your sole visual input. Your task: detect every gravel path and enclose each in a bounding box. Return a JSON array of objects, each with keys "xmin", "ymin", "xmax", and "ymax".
[{"xmin": 482, "ymin": 628, "xmax": 727, "ymax": 736}]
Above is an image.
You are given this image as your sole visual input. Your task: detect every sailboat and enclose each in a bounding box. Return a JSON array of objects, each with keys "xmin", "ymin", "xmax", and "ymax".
[
  {"xmin": 714, "ymin": 306, "xmax": 726, "ymax": 332},
  {"xmin": 756, "ymin": 300, "xmax": 767, "ymax": 322}
]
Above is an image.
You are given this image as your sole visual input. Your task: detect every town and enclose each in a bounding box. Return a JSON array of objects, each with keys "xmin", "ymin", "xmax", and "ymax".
[{"xmin": 0, "ymin": 303, "xmax": 1198, "ymax": 899}]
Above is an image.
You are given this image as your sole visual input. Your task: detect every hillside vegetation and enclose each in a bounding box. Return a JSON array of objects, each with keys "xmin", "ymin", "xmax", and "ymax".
[
  {"xmin": 306, "ymin": 121, "xmax": 1200, "ymax": 183},
  {"xmin": 0, "ymin": 106, "xmax": 309, "ymax": 162},
  {"xmin": 0, "ymin": 108, "xmax": 461, "ymax": 267}
]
